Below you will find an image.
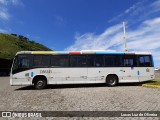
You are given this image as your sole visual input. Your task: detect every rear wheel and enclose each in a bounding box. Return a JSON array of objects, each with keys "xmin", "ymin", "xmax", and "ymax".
[
  {"xmin": 34, "ymin": 79, "xmax": 47, "ymax": 89},
  {"xmin": 106, "ymin": 75, "xmax": 118, "ymax": 87}
]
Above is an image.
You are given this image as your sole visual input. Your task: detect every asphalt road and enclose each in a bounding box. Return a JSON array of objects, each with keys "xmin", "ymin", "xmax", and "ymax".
[{"xmin": 0, "ymin": 77, "xmax": 160, "ymax": 120}]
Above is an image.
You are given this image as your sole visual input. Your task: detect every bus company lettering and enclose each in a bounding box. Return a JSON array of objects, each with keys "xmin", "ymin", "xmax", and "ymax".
[{"xmin": 40, "ymin": 70, "xmax": 52, "ymax": 74}]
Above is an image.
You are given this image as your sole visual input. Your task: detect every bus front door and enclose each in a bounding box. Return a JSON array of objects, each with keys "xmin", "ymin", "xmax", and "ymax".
[
  {"xmin": 122, "ymin": 55, "xmax": 139, "ymax": 82},
  {"xmin": 122, "ymin": 67, "xmax": 139, "ymax": 82}
]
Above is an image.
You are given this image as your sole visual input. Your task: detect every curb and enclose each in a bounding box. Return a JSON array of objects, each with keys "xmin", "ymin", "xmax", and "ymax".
[{"xmin": 142, "ymin": 84, "xmax": 160, "ymax": 88}]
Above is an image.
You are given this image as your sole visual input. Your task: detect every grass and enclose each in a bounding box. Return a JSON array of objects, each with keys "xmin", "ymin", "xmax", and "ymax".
[
  {"xmin": 144, "ymin": 80, "xmax": 160, "ymax": 85},
  {"xmin": 0, "ymin": 33, "xmax": 52, "ymax": 60},
  {"xmin": 142, "ymin": 80, "xmax": 160, "ymax": 88}
]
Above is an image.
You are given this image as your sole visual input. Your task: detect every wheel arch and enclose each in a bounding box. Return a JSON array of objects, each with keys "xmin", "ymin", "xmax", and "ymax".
[{"xmin": 32, "ymin": 75, "xmax": 47, "ymax": 85}]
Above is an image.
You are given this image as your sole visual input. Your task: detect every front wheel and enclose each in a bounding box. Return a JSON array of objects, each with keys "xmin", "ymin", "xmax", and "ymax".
[
  {"xmin": 106, "ymin": 75, "xmax": 118, "ymax": 87},
  {"xmin": 34, "ymin": 79, "xmax": 47, "ymax": 89}
]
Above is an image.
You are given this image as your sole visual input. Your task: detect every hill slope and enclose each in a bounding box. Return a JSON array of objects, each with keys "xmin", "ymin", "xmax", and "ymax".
[{"xmin": 0, "ymin": 33, "xmax": 52, "ymax": 60}]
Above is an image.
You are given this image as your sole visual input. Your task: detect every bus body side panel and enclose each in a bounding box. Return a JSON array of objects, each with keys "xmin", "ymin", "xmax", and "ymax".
[
  {"xmin": 11, "ymin": 70, "xmax": 33, "ymax": 85},
  {"xmin": 87, "ymin": 67, "xmax": 104, "ymax": 83},
  {"xmin": 10, "ymin": 68, "xmax": 50, "ymax": 86},
  {"xmin": 137, "ymin": 67, "xmax": 155, "ymax": 82},
  {"xmin": 87, "ymin": 68, "xmax": 124, "ymax": 83},
  {"xmin": 49, "ymin": 68, "xmax": 88, "ymax": 84}
]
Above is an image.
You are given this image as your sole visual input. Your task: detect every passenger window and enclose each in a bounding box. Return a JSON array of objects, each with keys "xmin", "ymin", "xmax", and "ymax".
[
  {"xmin": 104, "ymin": 55, "xmax": 122, "ymax": 67},
  {"xmin": 70, "ymin": 55, "xmax": 87, "ymax": 67},
  {"xmin": 33, "ymin": 55, "xmax": 50, "ymax": 67},
  {"xmin": 51, "ymin": 55, "xmax": 69, "ymax": 67},
  {"xmin": 77, "ymin": 56, "xmax": 87, "ymax": 67},
  {"xmin": 138, "ymin": 55, "xmax": 152, "ymax": 67},
  {"xmin": 87, "ymin": 55, "xmax": 95, "ymax": 67},
  {"xmin": 139, "ymin": 56, "xmax": 145, "ymax": 66},
  {"xmin": 95, "ymin": 55, "xmax": 104, "ymax": 67},
  {"xmin": 144, "ymin": 56, "xmax": 151, "ymax": 66},
  {"xmin": 70, "ymin": 56, "xmax": 77, "ymax": 67},
  {"xmin": 123, "ymin": 55, "xmax": 137, "ymax": 67},
  {"xmin": 87, "ymin": 55, "xmax": 104, "ymax": 67}
]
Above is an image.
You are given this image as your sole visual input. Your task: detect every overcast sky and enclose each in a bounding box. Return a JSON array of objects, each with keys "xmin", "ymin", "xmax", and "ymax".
[{"xmin": 0, "ymin": 0, "xmax": 160, "ymax": 67}]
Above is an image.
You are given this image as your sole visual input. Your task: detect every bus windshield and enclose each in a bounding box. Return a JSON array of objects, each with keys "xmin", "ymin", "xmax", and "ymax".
[{"xmin": 12, "ymin": 55, "xmax": 31, "ymax": 74}]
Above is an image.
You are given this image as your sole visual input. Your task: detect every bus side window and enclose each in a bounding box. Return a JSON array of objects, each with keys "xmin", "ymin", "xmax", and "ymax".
[
  {"xmin": 77, "ymin": 56, "xmax": 87, "ymax": 67},
  {"xmin": 138, "ymin": 55, "xmax": 152, "ymax": 67},
  {"xmin": 51, "ymin": 55, "xmax": 69, "ymax": 67},
  {"xmin": 70, "ymin": 55, "xmax": 87, "ymax": 67},
  {"xmin": 87, "ymin": 55, "xmax": 95, "ymax": 67},
  {"xmin": 18, "ymin": 55, "xmax": 31, "ymax": 68},
  {"xmin": 123, "ymin": 56, "xmax": 136, "ymax": 67},
  {"xmin": 105, "ymin": 55, "xmax": 116, "ymax": 67},
  {"xmin": 94, "ymin": 55, "xmax": 104, "ymax": 67},
  {"xmin": 104, "ymin": 55, "xmax": 122, "ymax": 67},
  {"xmin": 139, "ymin": 56, "xmax": 145, "ymax": 66},
  {"xmin": 33, "ymin": 55, "xmax": 50, "ymax": 67},
  {"xmin": 70, "ymin": 56, "xmax": 77, "ymax": 67},
  {"xmin": 144, "ymin": 56, "xmax": 151, "ymax": 66}
]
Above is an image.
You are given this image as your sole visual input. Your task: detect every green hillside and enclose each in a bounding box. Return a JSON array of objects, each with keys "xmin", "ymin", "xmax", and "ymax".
[{"xmin": 0, "ymin": 33, "xmax": 52, "ymax": 60}]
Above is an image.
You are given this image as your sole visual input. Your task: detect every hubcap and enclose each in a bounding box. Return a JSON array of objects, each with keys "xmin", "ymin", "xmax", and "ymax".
[
  {"xmin": 37, "ymin": 81, "xmax": 43, "ymax": 87},
  {"xmin": 109, "ymin": 79, "xmax": 115, "ymax": 84}
]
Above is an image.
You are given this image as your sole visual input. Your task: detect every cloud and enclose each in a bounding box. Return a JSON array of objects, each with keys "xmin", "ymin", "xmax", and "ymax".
[
  {"xmin": 0, "ymin": 0, "xmax": 23, "ymax": 21},
  {"xmin": 10, "ymin": 0, "xmax": 24, "ymax": 6},
  {"xmin": 108, "ymin": 0, "xmax": 145, "ymax": 23},
  {"xmin": 65, "ymin": 17, "xmax": 160, "ymax": 67},
  {"xmin": 0, "ymin": 0, "xmax": 7, "ymax": 5},
  {"xmin": 0, "ymin": 9, "xmax": 9, "ymax": 20},
  {"xmin": 0, "ymin": 0, "xmax": 22, "ymax": 6},
  {"xmin": 108, "ymin": 0, "xmax": 160, "ymax": 24},
  {"xmin": 11, "ymin": 0, "xmax": 19, "ymax": 5},
  {"xmin": 150, "ymin": 0, "xmax": 160, "ymax": 12},
  {"xmin": 65, "ymin": 24, "xmax": 123, "ymax": 51},
  {"xmin": 0, "ymin": 28, "xmax": 8, "ymax": 33}
]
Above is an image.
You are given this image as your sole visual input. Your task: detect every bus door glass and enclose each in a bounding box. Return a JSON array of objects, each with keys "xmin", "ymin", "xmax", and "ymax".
[
  {"xmin": 12, "ymin": 54, "xmax": 32, "ymax": 84},
  {"xmin": 122, "ymin": 55, "xmax": 138, "ymax": 81}
]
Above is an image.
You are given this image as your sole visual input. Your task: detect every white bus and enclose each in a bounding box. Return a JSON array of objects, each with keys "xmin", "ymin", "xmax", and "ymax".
[{"xmin": 10, "ymin": 50, "xmax": 155, "ymax": 89}]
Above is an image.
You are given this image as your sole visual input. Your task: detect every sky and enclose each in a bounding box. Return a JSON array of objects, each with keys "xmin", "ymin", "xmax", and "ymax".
[{"xmin": 0, "ymin": 0, "xmax": 160, "ymax": 67}]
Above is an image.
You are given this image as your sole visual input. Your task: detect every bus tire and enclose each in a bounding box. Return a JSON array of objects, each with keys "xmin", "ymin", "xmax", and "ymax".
[
  {"xmin": 106, "ymin": 75, "xmax": 118, "ymax": 87},
  {"xmin": 34, "ymin": 79, "xmax": 47, "ymax": 89}
]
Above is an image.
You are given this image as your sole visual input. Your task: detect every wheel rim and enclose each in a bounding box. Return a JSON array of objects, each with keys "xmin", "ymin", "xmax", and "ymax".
[
  {"xmin": 109, "ymin": 79, "xmax": 115, "ymax": 85},
  {"xmin": 107, "ymin": 76, "xmax": 117, "ymax": 86},
  {"xmin": 37, "ymin": 81, "xmax": 44, "ymax": 87}
]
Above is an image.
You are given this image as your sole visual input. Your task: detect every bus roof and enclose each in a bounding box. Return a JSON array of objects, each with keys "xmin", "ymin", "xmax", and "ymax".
[{"xmin": 16, "ymin": 50, "xmax": 152, "ymax": 55}]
